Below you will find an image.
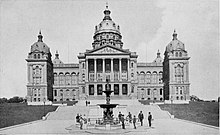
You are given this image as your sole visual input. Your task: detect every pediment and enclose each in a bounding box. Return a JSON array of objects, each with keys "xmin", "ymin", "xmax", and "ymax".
[{"xmin": 87, "ymin": 46, "xmax": 129, "ymax": 55}]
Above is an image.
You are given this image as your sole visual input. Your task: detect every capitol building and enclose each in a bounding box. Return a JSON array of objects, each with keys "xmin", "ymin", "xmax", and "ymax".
[{"xmin": 26, "ymin": 5, "xmax": 190, "ymax": 104}]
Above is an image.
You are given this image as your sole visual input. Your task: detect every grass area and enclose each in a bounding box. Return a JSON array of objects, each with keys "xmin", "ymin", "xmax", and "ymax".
[
  {"xmin": 0, "ymin": 103, "xmax": 58, "ymax": 128},
  {"xmin": 158, "ymin": 101, "xmax": 219, "ymax": 127}
]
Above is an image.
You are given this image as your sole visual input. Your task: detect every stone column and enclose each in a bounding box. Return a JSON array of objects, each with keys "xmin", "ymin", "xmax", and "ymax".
[
  {"xmin": 111, "ymin": 58, "xmax": 113, "ymax": 81},
  {"xmin": 119, "ymin": 58, "xmax": 122, "ymax": 81},
  {"xmin": 86, "ymin": 59, "xmax": 88, "ymax": 82},
  {"xmin": 103, "ymin": 58, "xmax": 105, "ymax": 81},
  {"xmin": 94, "ymin": 84, "xmax": 97, "ymax": 96},
  {"xmin": 127, "ymin": 59, "xmax": 130, "ymax": 81},
  {"xmin": 94, "ymin": 59, "xmax": 97, "ymax": 82},
  {"xmin": 119, "ymin": 83, "xmax": 122, "ymax": 95}
]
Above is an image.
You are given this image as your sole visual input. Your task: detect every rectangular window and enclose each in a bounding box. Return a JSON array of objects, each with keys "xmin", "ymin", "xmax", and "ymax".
[
  {"xmin": 82, "ymin": 87, "xmax": 85, "ymax": 93},
  {"xmin": 160, "ymin": 89, "xmax": 163, "ymax": 95},
  {"xmin": 147, "ymin": 89, "xmax": 150, "ymax": 95},
  {"xmin": 122, "ymin": 84, "xmax": 127, "ymax": 95},
  {"xmin": 114, "ymin": 84, "xmax": 119, "ymax": 95},
  {"xmin": 89, "ymin": 85, "xmax": 94, "ymax": 95},
  {"xmin": 97, "ymin": 84, "xmax": 102, "ymax": 95},
  {"xmin": 54, "ymin": 90, "xmax": 57, "ymax": 96}
]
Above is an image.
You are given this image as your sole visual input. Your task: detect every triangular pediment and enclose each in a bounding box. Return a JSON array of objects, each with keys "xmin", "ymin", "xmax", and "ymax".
[{"xmin": 86, "ymin": 45, "xmax": 130, "ymax": 55}]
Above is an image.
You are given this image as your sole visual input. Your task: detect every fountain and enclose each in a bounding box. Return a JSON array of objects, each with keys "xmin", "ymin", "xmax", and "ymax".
[{"xmin": 97, "ymin": 79, "xmax": 119, "ymax": 125}]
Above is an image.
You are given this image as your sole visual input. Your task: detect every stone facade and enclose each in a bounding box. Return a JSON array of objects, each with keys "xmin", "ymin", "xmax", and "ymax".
[{"xmin": 26, "ymin": 6, "xmax": 190, "ymax": 104}]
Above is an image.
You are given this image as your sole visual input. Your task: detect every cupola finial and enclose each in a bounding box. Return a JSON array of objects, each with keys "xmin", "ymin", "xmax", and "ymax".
[
  {"xmin": 106, "ymin": 1, "xmax": 108, "ymax": 9},
  {"xmin": 38, "ymin": 30, "xmax": 43, "ymax": 42},
  {"xmin": 55, "ymin": 50, "xmax": 59, "ymax": 59},
  {"xmin": 172, "ymin": 29, "xmax": 177, "ymax": 40},
  {"xmin": 157, "ymin": 49, "xmax": 160, "ymax": 58},
  {"xmin": 103, "ymin": 2, "xmax": 112, "ymax": 20}
]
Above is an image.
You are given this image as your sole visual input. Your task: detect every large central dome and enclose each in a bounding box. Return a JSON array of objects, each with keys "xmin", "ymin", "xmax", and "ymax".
[{"xmin": 92, "ymin": 5, "xmax": 123, "ymax": 49}]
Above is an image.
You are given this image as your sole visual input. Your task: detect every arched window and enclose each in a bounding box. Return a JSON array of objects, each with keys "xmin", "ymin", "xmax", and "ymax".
[
  {"xmin": 65, "ymin": 72, "xmax": 71, "ymax": 85},
  {"xmin": 147, "ymin": 89, "xmax": 150, "ymax": 95},
  {"xmin": 179, "ymin": 52, "xmax": 182, "ymax": 57},
  {"xmin": 152, "ymin": 71, "xmax": 157, "ymax": 83},
  {"xmin": 82, "ymin": 73, "xmax": 85, "ymax": 81},
  {"xmin": 181, "ymin": 96, "xmax": 183, "ymax": 100},
  {"xmin": 54, "ymin": 73, "xmax": 58, "ymax": 85},
  {"xmin": 71, "ymin": 72, "xmax": 77, "ymax": 85},
  {"xmin": 175, "ymin": 64, "xmax": 184, "ymax": 83},
  {"xmin": 160, "ymin": 88, "xmax": 163, "ymax": 95},
  {"xmin": 160, "ymin": 98, "xmax": 163, "ymax": 101},
  {"xmin": 131, "ymin": 63, "xmax": 134, "ymax": 68},
  {"xmin": 131, "ymin": 73, "xmax": 134, "ymax": 78},
  {"xmin": 59, "ymin": 72, "xmax": 64, "ymax": 85},
  {"xmin": 82, "ymin": 87, "xmax": 85, "ymax": 93},
  {"xmin": 146, "ymin": 72, "xmax": 151, "ymax": 84},
  {"xmin": 131, "ymin": 85, "xmax": 134, "ymax": 93},
  {"xmin": 37, "ymin": 54, "xmax": 40, "ymax": 59},
  {"xmin": 175, "ymin": 52, "xmax": 178, "ymax": 57},
  {"xmin": 34, "ymin": 54, "xmax": 37, "ymax": 59},
  {"xmin": 139, "ymin": 71, "xmax": 145, "ymax": 84},
  {"xmin": 176, "ymin": 87, "xmax": 179, "ymax": 94},
  {"xmin": 176, "ymin": 96, "xmax": 179, "ymax": 100},
  {"xmin": 159, "ymin": 71, "xmax": 163, "ymax": 83}
]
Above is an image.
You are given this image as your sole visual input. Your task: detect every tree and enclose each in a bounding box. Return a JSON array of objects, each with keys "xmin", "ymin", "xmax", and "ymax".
[
  {"xmin": 0, "ymin": 97, "xmax": 8, "ymax": 104},
  {"xmin": 8, "ymin": 96, "xmax": 24, "ymax": 103}
]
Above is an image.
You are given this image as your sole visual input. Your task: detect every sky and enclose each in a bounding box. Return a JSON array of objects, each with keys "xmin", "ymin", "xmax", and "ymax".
[{"xmin": 0, "ymin": 0, "xmax": 219, "ymax": 100}]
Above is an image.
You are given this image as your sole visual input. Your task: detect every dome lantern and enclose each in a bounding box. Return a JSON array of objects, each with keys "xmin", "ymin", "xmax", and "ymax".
[
  {"xmin": 172, "ymin": 29, "xmax": 177, "ymax": 40},
  {"xmin": 38, "ymin": 30, "xmax": 43, "ymax": 42}
]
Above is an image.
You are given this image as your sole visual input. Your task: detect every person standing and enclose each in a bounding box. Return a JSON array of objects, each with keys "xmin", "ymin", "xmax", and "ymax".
[
  {"xmin": 118, "ymin": 112, "xmax": 122, "ymax": 123},
  {"xmin": 148, "ymin": 112, "xmax": 153, "ymax": 127},
  {"xmin": 76, "ymin": 113, "xmax": 80, "ymax": 123},
  {"xmin": 126, "ymin": 112, "xmax": 132, "ymax": 123},
  {"xmin": 138, "ymin": 111, "xmax": 144, "ymax": 126},
  {"xmin": 121, "ymin": 115, "xmax": 125, "ymax": 129},
  {"xmin": 79, "ymin": 116, "xmax": 84, "ymax": 129},
  {"xmin": 133, "ymin": 115, "xmax": 137, "ymax": 129}
]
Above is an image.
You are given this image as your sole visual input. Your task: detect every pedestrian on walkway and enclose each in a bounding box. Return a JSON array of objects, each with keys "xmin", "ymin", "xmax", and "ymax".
[
  {"xmin": 79, "ymin": 116, "xmax": 84, "ymax": 129},
  {"xmin": 76, "ymin": 113, "xmax": 80, "ymax": 123},
  {"xmin": 133, "ymin": 115, "xmax": 137, "ymax": 129},
  {"xmin": 148, "ymin": 112, "xmax": 153, "ymax": 127},
  {"xmin": 126, "ymin": 112, "xmax": 132, "ymax": 123},
  {"xmin": 138, "ymin": 111, "xmax": 144, "ymax": 126},
  {"xmin": 118, "ymin": 112, "xmax": 122, "ymax": 123},
  {"xmin": 121, "ymin": 115, "xmax": 125, "ymax": 129}
]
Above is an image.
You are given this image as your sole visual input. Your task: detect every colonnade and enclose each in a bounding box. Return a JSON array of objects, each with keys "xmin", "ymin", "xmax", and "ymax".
[{"xmin": 86, "ymin": 58, "xmax": 130, "ymax": 82}]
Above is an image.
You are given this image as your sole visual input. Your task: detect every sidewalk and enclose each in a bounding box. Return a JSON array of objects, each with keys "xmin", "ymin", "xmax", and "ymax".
[{"xmin": 0, "ymin": 105, "xmax": 219, "ymax": 135}]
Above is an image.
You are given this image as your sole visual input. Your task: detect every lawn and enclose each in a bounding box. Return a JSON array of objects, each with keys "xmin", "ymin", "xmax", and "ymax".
[
  {"xmin": 0, "ymin": 103, "xmax": 58, "ymax": 128},
  {"xmin": 158, "ymin": 101, "xmax": 219, "ymax": 127}
]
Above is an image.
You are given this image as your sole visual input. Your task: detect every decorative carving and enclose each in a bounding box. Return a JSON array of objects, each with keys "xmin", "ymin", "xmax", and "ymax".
[{"xmin": 93, "ymin": 47, "xmax": 123, "ymax": 54}]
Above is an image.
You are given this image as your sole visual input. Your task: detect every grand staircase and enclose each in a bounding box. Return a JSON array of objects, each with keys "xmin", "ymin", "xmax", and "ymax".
[{"xmin": 47, "ymin": 99, "xmax": 171, "ymax": 121}]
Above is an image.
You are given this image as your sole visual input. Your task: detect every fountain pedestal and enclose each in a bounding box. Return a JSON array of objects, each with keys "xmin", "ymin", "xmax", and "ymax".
[{"xmin": 97, "ymin": 79, "xmax": 119, "ymax": 125}]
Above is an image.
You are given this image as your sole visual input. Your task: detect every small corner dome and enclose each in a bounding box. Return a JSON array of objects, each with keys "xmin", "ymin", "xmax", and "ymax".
[
  {"xmin": 153, "ymin": 50, "xmax": 163, "ymax": 63},
  {"xmin": 30, "ymin": 31, "xmax": 50, "ymax": 53},
  {"xmin": 53, "ymin": 58, "xmax": 64, "ymax": 64},
  {"xmin": 165, "ymin": 30, "xmax": 185, "ymax": 53},
  {"xmin": 153, "ymin": 57, "xmax": 163, "ymax": 63},
  {"xmin": 31, "ymin": 42, "xmax": 50, "ymax": 53},
  {"xmin": 53, "ymin": 51, "xmax": 63, "ymax": 64}
]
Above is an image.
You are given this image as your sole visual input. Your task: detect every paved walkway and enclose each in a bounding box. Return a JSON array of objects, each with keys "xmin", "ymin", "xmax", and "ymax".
[{"xmin": 0, "ymin": 102, "xmax": 219, "ymax": 135}]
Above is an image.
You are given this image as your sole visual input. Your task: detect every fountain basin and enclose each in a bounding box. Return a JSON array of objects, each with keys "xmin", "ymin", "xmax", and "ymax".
[{"xmin": 98, "ymin": 104, "xmax": 118, "ymax": 108}]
